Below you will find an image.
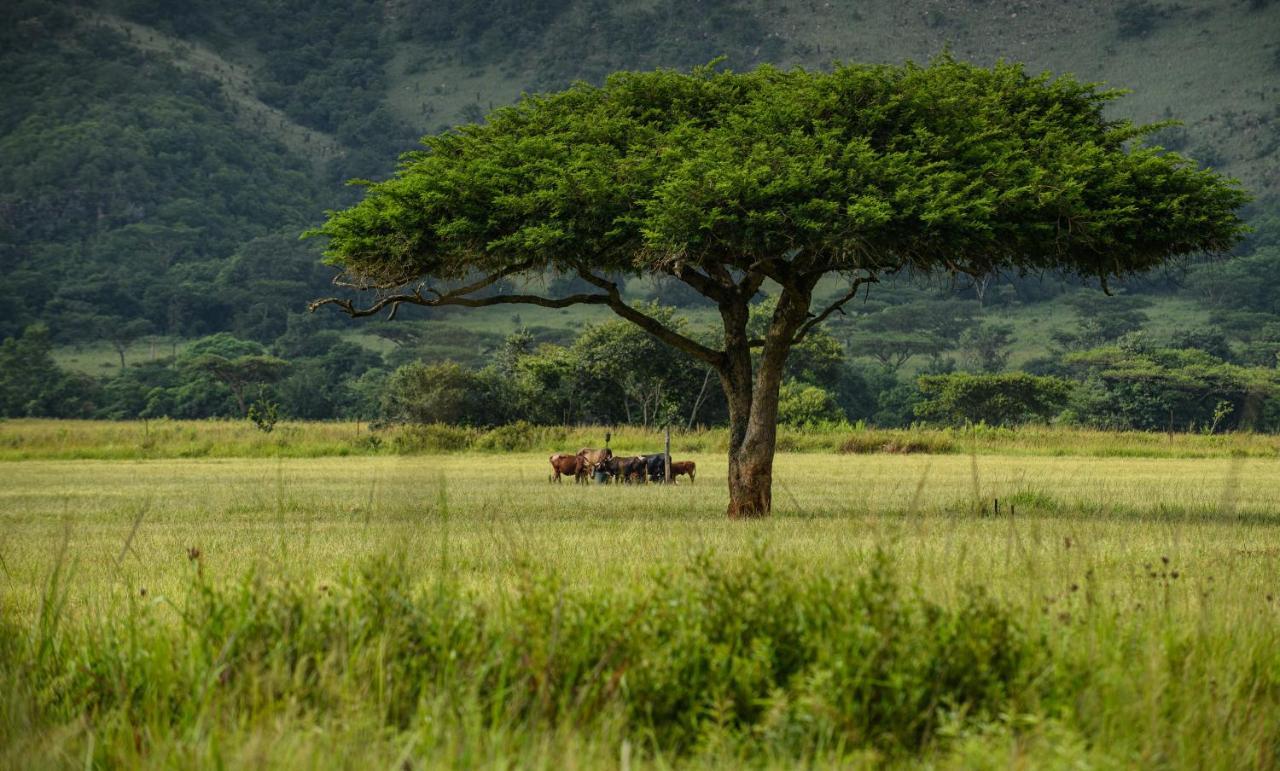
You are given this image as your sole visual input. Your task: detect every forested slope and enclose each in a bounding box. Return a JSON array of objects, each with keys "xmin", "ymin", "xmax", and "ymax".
[
  {"xmin": 2, "ymin": 0, "xmax": 1279, "ymax": 426},
  {"xmin": 3, "ymin": 0, "xmax": 1278, "ymax": 342}
]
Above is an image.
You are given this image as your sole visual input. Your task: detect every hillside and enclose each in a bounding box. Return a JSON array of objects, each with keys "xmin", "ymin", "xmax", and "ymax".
[
  {"xmin": 2, "ymin": 0, "xmax": 1279, "ymax": 428},
  {"xmin": 3, "ymin": 0, "xmax": 1277, "ymax": 342}
]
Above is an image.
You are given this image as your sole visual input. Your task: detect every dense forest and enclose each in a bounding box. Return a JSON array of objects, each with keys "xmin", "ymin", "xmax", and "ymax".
[{"xmin": 3, "ymin": 0, "xmax": 1279, "ymax": 430}]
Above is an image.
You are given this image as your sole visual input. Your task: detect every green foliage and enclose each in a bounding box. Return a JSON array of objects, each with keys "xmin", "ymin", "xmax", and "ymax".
[
  {"xmin": 0, "ymin": 3, "xmax": 331, "ymax": 340},
  {"xmin": 570, "ymin": 308, "xmax": 710, "ymax": 427},
  {"xmin": 836, "ymin": 297, "xmax": 977, "ymax": 371},
  {"xmin": 1065, "ymin": 344, "xmax": 1280, "ymax": 431},
  {"xmin": 777, "ymin": 380, "xmax": 845, "ymax": 427},
  {"xmin": 1183, "ymin": 247, "xmax": 1280, "ymax": 314},
  {"xmin": 959, "ymin": 323, "xmax": 1014, "ymax": 373},
  {"xmin": 184, "ymin": 351, "xmax": 290, "ymax": 416},
  {"xmin": 1049, "ymin": 291, "xmax": 1152, "ymax": 351},
  {"xmin": 3, "ymin": 548, "xmax": 1041, "ymax": 761},
  {"xmin": 915, "ymin": 372, "xmax": 1073, "ymax": 426},
  {"xmin": 381, "ymin": 360, "xmax": 510, "ymax": 427},
  {"xmin": 246, "ymin": 398, "xmax": 279, "ymax": 433},
  {"xmin": 312, "ymin": 59, "xmax": 1246, "ymax": 291},
  {"xmin": 0, "ymin": 325, "xmax": 99, "ymax": 417}
]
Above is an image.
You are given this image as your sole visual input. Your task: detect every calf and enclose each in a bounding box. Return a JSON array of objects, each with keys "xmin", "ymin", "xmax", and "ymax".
[
  {"xmin": 548, "ymin": 453, "xmax": 588, "ymax": 484},
  {"xmin": 670, "ymin": 460, "xmax": 696, "ymax": 484}
]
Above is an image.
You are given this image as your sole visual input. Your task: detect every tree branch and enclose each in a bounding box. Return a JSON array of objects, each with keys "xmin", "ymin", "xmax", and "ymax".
[
  {"xmin": 790, "ymin": 274, "xmax": 880, "ymax": 345},
  {"xmin": 575, "ymin": 268, "xmax": 726, "ymax": 367},
  {"xmin": 668, "ymin": 264, "xmax": 731, "ymax": 303},
  {"xmin": 309, "ymin": 263, "xmax": 611, "ymax": 318}
]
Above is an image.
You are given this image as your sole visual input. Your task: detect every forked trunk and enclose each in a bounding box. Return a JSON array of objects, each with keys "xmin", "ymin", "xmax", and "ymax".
[{"xmin": 717, "ymin": 279, "xmax": 813, "ymax": 519}]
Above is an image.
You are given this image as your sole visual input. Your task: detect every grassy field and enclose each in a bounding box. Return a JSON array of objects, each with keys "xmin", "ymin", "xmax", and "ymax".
[
  {"xmin": 2, "ymin": 424, "xmax": 1279, "ymax": 767},
  {"xmin": 7, "ymin": 418, "xmax": 1280, "ymax": 461}
]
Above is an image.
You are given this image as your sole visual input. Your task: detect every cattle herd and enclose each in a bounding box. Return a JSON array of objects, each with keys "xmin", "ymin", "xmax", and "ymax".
[{"xmin": 548, "ymin": 447, "xmax": 696, "ymax": 485}]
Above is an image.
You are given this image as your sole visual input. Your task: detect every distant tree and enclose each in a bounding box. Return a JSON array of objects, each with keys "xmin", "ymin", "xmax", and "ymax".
[
  {"xmin": 1065, "ymin": 345, "xmax": 1280, "ymax": 431},
  {"xmin": 0, "ymin": 325, "xmax": 98, "ymax": 417},
  {"xmin": 844, "ymin": 300, "xmax": 977, "ymax": 371},
  {"xmin": 959, "ymin": 323, "xmax": 1014, "ymax": 373},
  {"xmin": 1167, "ymin": 328, "xmax": 1233, "ymax": 362},
  {"xmin": 1050, "ymin": 291, "xmax": 1151, "ymax": 350},
  {"xmin": 381, "ymin": 360, "xmax": 509, "ymax": 426},
  {"xmin": 310, "ymin": 60, "xmax": 1247, "ymax": 516},
  {"xmin": 176, "ymin": 333, "xmax": 289, "ymax": 416},
  {"xmin": 101, "ymin": 317, "xmax": 154, "ymax": 370},
  {"xmin": 495, "ymin": 328, "xmax": 537, "ymax": 375},
  {"xmin": 186, "ymin": 352, "xmax": 290, "ymax": 416},
  {"xmin": 915, "ymin": 372, "xmax": 1072, "ymax": 426},
  {"xmin": 1183, "ymin": 248, "xmax": 1280, "ymax": 313},
  {"xmin": 571, "ymin": 306, "xmax": 706, "ymax": 427},
  {"xmin": 777, "ymin": 380, "xmax": 844, "ymax": 427}
]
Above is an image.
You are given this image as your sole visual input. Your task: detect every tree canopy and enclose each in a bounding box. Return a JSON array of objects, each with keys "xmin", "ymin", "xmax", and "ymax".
[
  {"xmin": 312, "ymin": 58, "xmax": 1245, "ymax": 304},
  {"xmin": 310, "ymin": 58, "xmax": 1247, "ymax": 516}
]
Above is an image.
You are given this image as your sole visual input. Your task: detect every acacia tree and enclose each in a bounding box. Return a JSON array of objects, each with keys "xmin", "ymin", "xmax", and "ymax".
[{"xmin": 308, "ymin": 58, "xmax": 1246, "ymax": 518}]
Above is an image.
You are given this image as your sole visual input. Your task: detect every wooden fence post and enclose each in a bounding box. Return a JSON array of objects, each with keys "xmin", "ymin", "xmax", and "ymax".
[{"xmin": 664, "ymin": 425, "xmax": 672, "ymax": 484}]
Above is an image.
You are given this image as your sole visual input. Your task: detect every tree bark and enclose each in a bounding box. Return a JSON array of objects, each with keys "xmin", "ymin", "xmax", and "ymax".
[{"xmin": 717, "ymin": 276, "xmax": 816, "ymax": 518}]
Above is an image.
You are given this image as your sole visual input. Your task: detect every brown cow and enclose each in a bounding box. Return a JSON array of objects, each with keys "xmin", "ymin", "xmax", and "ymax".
[
  {"xmin": 575, "ymin": 447, "xmax": 613, "ymax": 481},
  {"xmin": 670, "ymin": 460, "xmax": 696, "ymax": 483},
  {"xmin": 620, "ymin": 456, "xmax": 648, "ymax": 484},
  {"xmin": 577, "ymin": 447, "xmax": 613, "ymax": 468},
  {"xmin": 548, "ymin": 453, "xmax": 588, "ymax": 484}
]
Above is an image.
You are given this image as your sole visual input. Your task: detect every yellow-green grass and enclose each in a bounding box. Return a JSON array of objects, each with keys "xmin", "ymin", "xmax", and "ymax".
[
  {"xmin": 3, "ymin": 452, "xmax": 1278, "ymax": 618},
  {"xmin": 4, "ymin": 447, "xmax": 1280, "ymax": 768},
  {"xmin": 6, "ymin": 419, "xmax": 1280, "ymax": 461},
  {"xmin": 3, "ymin": 451, "xmax": 1280, "ymax": 767}
]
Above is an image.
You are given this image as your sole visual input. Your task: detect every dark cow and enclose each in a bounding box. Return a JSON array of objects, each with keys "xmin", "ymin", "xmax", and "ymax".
[
  {"xmin": 670, "ymin": 460, "xmax": 696, "ymax": 483},
  {"xmin": 593, "ymin": 453, "xmax": 624, "ymax": 484},
  {"xmin": 548, "ymin": 453, "xmax": 589, "ymax": 484},
  {"xmin": 644, "ymin": 453, "xmax": 672, "ymax": 483},
  {"xmin": 619, "ymin": 456, "xmax": 647, "ymax": 484}
]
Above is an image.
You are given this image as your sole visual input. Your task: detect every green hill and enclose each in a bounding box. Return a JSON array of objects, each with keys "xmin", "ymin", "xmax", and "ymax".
[{"xmin": 2, "ymin": 0, "xmax": 1277, "ymax": 356}]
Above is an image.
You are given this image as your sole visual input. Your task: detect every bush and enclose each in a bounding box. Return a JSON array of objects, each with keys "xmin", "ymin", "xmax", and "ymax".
[
  {"xmin": 915, "ymin": 372, "xmax": 1073, "ymax": 427},
  {"xmin": 390, "ymin": 423, "xmax": 475, "ymax": 452},
  {"xmin": 777, "ymin": 380, "xmax": 844, "ymax": 427},
  {"xmin": 471, "ymin": 420, "xmax": 566, "ymax": 452},
  {"xmin": 4, "ymin": 549, "xmax": 1040, "ymax": 762},
  {"xmin": 381, "ymin": 361, "xmax": 511, "ymax": 427},
  {"xmin": 839, "ymin": 430, "xmax": 957, "ymax": 455}
]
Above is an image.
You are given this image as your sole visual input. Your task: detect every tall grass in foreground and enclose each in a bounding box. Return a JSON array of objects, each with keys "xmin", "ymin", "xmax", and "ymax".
[
  {"xmin": 4, "ymin": 418, "xmax": 1280, "ymax": 461},
  {"xmin": 3, "ymin": 546, "xmax": 1277, "ymax": 769}
]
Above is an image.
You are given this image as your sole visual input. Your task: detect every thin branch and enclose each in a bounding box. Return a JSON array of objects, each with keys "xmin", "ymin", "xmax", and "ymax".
[
  {"xmin": 575, "ymin": 268, "xmax": 726, "ymax": 367},
  {"xmin": 791, "ymin": 274, "xmax": 880, "ymax": 345},
  {"xmin": 309, "ymin": 286, "xmax": 610, "ymax": 317},
  {"xmin": 310, "ymin": 258, "xmax": 621, "ymax": 317}
]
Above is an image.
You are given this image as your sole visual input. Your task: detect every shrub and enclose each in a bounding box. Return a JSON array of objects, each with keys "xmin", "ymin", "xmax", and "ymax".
[
  {"xmin": 390, "ymin": 423, "xmax": 475, "ymax": 452},
  {"xmin": 4, "ymin": 549, "xmax": 1040, "ymax": 762},
  {"xmin": 915, "ymin": 372, "xmax": 1073, "ymax": 427},
  {"xmin": 777, "ymin": 380, "xmax": 844, "ymax": 427},
  {"xmin": 472, "ymin": 420, "xmax": 566, "ymax": 452}
]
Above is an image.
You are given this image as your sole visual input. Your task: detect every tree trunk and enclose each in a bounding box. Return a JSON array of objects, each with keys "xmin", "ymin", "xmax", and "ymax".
[
  {"xmin": 230, "ymin": 383, "xmax": 247, "ymax": 416},
  {"xmin": 717, "ymin": 276, "xmax": 816, "ymax": 519}
]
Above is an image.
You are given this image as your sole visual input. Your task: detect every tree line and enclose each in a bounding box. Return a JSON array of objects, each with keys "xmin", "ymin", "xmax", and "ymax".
[{"xmin": 7, "ymin": 289, "xmax": 1279, "ymax": 434}]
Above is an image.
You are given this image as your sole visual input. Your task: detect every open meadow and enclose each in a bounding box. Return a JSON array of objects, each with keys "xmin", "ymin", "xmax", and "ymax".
[{"xmin": 2, "ymin": 421, "xmax": 1279, "ymax": 768}]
